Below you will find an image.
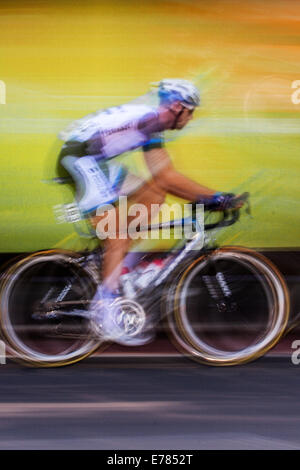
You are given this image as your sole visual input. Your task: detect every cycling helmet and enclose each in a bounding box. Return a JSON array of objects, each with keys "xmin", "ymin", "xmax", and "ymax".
[{"xmin": 154, "ymin": 78, "xmax": 200, "ymax": 109}]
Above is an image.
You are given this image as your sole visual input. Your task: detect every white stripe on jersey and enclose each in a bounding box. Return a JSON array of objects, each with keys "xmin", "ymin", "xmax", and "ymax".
[{"xmin": 59, "ymin": 104, "xmax": 161, "ymax": 159}]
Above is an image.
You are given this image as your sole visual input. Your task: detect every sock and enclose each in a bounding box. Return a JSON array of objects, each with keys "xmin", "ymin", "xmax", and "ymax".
[{"xmin": 92, "ymin": 284, "xmax": 118, "ymax": 304}]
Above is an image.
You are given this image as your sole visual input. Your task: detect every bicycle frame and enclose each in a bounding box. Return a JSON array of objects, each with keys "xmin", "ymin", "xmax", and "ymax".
[
  {"xmin": 121, "ymin": 202, "xmax": 245, "ymax": 291},
  {"xmin": 81, "ymin": 206, "xmax": 242, "ymax": 300},
  {"xmin": 50, "ymin": 193, "xmax": 249, "ymax": 314}
]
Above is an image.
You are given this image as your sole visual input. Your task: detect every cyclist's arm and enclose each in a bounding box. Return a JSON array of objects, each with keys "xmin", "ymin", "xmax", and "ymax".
[{"xmin": 143, "ymin": 147, "xmax": 216, "ymax": 201}]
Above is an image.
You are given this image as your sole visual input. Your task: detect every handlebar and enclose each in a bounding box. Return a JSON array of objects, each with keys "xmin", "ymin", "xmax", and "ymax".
[{"xmin": 191, "ymin": 192, "xmax": 250, "ymax": 232}]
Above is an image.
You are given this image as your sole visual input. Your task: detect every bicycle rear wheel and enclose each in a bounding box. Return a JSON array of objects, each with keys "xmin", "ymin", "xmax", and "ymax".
[
  {"xmin": 166, "ymin": 247, "xmax": 289, "ymax": 365},
  {"xmin": 0, "ymin": 250, "xmax": 102, "ymax": 367}
]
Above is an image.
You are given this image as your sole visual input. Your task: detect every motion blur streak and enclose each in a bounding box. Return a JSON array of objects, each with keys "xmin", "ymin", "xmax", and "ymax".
[
  {"xmin": 0, "ymin": 401, "xmax": 176, "ymax": 416},
  {"xmin": 0, "ymin": 0, "xmax": 299, "ymax": 252}
]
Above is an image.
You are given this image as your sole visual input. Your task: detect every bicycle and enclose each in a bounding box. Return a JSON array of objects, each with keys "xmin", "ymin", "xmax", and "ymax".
[{"xmin": 0, "ymin": 192, "xmax": 290, "ymax": 367}]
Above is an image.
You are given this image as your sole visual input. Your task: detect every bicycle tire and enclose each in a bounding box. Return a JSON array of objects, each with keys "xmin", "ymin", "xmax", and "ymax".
[
  {"xmin": 0, "ymin": 249, "xmax": 103, "ymax": 367},
  {"xmin": 165, "ymin": 246, "xmax": 290, "ymax": 366}
]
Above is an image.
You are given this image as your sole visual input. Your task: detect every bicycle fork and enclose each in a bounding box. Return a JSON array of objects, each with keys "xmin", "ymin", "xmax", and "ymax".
[{"xmin": 202, "ymin": 260, "xmax": 238, "ymax": 313}]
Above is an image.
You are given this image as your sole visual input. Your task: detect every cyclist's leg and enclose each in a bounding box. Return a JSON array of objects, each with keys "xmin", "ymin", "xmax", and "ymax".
[
  {"xmin": 59, "ymin": 145, "xmax": 128, "ymax": 288},
  {"xmin": 91, "ymin": 177, "xmax": 167, "ymax": 291},
  {"xmin": 60, "ymin": 152, "xmax": 121, "ymax": 215},
  {"xmin": 59, "ymin": 145, "xmax": 166, "ymax": 292}
]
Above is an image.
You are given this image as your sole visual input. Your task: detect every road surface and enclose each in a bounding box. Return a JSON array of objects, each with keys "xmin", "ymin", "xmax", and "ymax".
[{"xmin": 0, "ymin": 357, "xmax": 299, "ymax": 449}]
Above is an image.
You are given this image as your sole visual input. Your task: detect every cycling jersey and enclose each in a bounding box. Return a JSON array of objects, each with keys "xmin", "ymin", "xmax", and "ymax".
[
  {"xmin": 58, "ymin": 103, "xmax": 165, "ymax": 215},
  {"xmin": 59, "ymin": 104, "xmax": 164, "ymax": 160}
]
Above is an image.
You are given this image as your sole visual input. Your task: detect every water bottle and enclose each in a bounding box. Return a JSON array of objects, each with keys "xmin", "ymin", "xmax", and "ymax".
[{"xmin": 120, "ymin": 258, "xmax": 167, "ymax": 298}]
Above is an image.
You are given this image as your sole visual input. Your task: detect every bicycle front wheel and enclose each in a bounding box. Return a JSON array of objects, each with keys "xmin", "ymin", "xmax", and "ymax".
[{"xmin": 166, "ymin": 247, "xmax": 289, "ymax": 366}]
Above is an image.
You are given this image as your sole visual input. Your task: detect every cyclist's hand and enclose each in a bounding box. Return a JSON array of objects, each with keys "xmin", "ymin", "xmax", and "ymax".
[
  {"xmin": 197, "ymin": 192, "xmax": 245, "ymax": 211},
  {"xmin": 214, "ymin": 192, "xmax": 247, "ymax": 211},
  {"xmin": 233, "ymin": 195, "xmax": 245, "ymax": 209}
]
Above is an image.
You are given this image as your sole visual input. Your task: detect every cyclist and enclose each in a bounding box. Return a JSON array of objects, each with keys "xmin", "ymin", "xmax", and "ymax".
[{"xmin": 58, "ymin": 78, "xmax": 242, "ymax": 344}]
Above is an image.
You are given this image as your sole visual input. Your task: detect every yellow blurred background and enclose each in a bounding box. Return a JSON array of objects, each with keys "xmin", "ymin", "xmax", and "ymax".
[{"xmin": 0, "ymin": 0, "xmax": 299, "ymax": 252}]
